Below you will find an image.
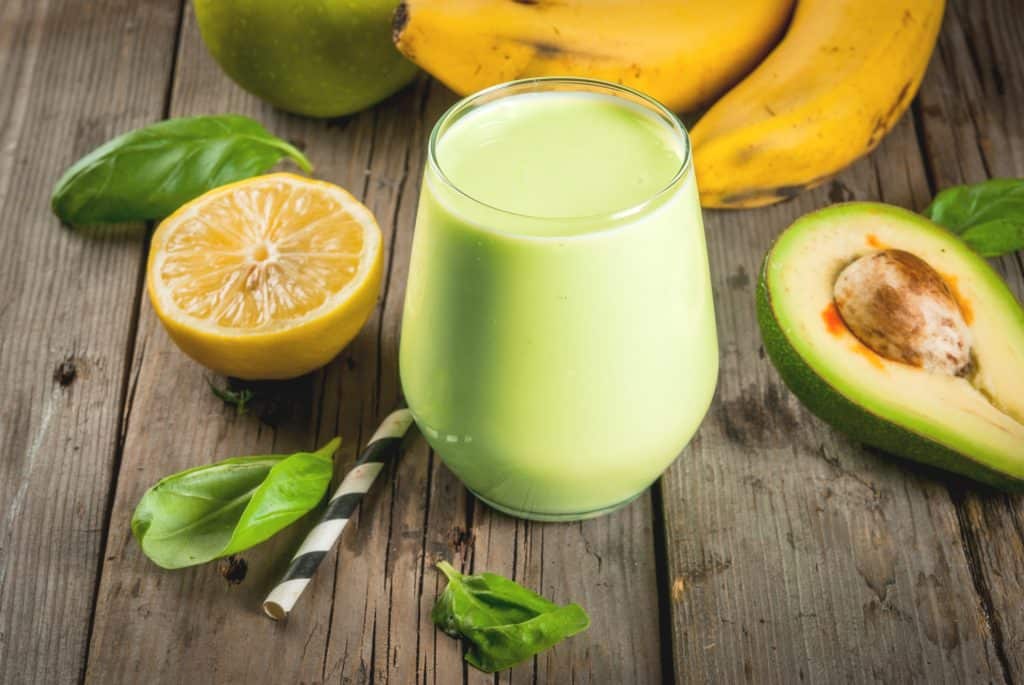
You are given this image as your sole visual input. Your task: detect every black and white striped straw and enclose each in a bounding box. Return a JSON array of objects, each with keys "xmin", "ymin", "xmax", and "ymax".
[{"xmin": 263, "ymin": 408, "xmax": 415, "ymax": 620}]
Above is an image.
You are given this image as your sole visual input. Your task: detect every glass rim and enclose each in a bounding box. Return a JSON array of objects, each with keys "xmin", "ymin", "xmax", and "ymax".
[{"xmin": 426, "ymin": 76, "xmax": 693, "ymax": 225}]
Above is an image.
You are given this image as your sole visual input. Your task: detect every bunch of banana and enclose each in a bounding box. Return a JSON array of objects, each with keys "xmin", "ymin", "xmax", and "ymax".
[
  {"xmin": 692, "ymin": 0, "xmax": 945, "ymax": 208},
  {"xmin": 393, "ymin": 0, "xmax": 795, "ymax": 114},
  {"xmin": 393, "ymin": 0, "xmax": 945, "ymax": 210}
]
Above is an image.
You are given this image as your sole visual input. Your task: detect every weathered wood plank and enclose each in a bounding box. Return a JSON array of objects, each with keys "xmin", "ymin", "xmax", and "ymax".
[
  {"xmin": 465, "ymin": 496, "xmax": 665, "ymax": 685},
  {"xmin": 661, "ymin": 70, "xmax": 1010, "ymax": 685},
  {"xmin": 65, "ymin": 1, "xmax": 1024, "ymax": 683},
  {"xmin": 85, "ymin": 7, "xmax": 467, "ymax": 684},
  {"xmin": 324, "ymin": 70, "xmax": 666, "ymax": 684},
  {"xmin": 0, "ymin": 1, "xmax": 181, "ymax": 682},
  {"xmin": 85, "ymin": 6, "xmax": 667, "ymax": 683},
  {"xmin": 318, "ymin": 75, "xmax": 469, "ymax": 685},
  {"xmin": 82, "ymin": 5, "xmax": 388, "ymax": 682},
  {"xmin": 915, "ymin": 1, "xmax": 1024, "ymax": 680}
]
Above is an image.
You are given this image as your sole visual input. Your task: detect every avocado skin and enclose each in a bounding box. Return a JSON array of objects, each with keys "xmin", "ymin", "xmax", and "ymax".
[{"xmin": 756, "ymin": 256, "xmax": 1024, "ymax": 492}]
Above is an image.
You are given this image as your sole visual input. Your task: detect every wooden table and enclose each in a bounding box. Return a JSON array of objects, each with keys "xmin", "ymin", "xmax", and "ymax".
[{"xmin": 2, "ymin": 1, "xmax": 1022, "ymax": 682}]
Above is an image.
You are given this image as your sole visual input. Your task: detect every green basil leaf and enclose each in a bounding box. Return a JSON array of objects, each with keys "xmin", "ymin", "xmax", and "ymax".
[
  {"xmin": 958, "ymin": 220, "xmax": 1024, "ymax": 257},
  {"xmin": 52, "ymin": 114, "xmax": 312, "ymax": 225},
  {"xmin": 431, "ymin": 561, "xmax": 589, "ymax": 673},
  {"xmin": 131, "ymin": 437, "xmax": 338, "ymax": 569},
  {"xmin": 923, "ymin": 178, "xmax": 1024, "ymax": 256},
  {"xmin": 464, "ymin": 604, "xmax": 590, "ymax": 673}
]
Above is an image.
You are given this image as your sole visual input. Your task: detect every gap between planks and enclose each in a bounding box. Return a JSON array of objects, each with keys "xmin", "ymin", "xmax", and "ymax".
[
  {"xmin": 74, "ymin": 1, "xmax": 182, "ymax": 681},
  {"xmin": 914, "ymin": 84, "xmax": 1017, "ymax": 685}
]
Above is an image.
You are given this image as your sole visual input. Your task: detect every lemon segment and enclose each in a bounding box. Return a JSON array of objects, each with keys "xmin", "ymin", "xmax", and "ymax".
[{"xmin": 147, "ymin": 173, "xmax": 383, "ymax": 380}]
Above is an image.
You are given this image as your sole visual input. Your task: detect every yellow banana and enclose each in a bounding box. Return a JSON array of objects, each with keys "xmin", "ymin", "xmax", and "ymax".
[
  {"xmin": 393, "ymin": 0, "xmax": 794, "ymax": 114},
  {"xmin": 691, "ymin": 0, "xmax": 944, "ymax": 209}
]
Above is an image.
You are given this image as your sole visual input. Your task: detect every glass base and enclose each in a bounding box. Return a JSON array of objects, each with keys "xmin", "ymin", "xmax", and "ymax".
[{"xmin": 469, "ymin": 489, "xmax": 644, "ymax": 522}]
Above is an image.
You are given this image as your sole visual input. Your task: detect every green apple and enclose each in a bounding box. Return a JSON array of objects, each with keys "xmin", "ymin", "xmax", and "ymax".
[{"xmin": 194, "ymin": 0, "xmax": 418, "ymax": 118}]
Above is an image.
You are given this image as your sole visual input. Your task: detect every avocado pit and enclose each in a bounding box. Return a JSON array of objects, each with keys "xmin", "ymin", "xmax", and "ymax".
[{"xmin": 833, "ymin": 249, "xmax": 972, "ymax": 376}]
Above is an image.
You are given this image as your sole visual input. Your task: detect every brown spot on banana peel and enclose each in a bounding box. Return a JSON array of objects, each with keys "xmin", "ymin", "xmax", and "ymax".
[
  {"xmin": 392, "ymin": 1, "xmax": 409, "ymax": 43},
  {"xmin": 712, "ymin": 174, "xmax": 833, "ymax": 209},
  {"xmin": 507, "ymin": 36, "xmax": 614, "ymax": 61},
  {"xmin": 527, "ymin": 40, "xmax": 562, "ymax": 57},
  {"xmin": 712, "ymin": 75, "xmax": 917, "ymax": 209},
  {"xmin": 887, "ymin": 81, "xmax": 913, "ymax": 118},
  {"xmin": 711, "ymin": 184, "xmax": 810, "ymax": 208},
  {"xmin": 866, "ymin": 80, "xmax": 915, "ymax": 149},
  {"xmin": 866, "ymin": 116, "xmax": 887, "ymax": 149}
]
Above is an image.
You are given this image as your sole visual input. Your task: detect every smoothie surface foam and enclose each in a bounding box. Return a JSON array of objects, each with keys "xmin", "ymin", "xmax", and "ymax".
[{"xmin": 434, "ymin": 91, "xmax": 685, "ymax": 223}]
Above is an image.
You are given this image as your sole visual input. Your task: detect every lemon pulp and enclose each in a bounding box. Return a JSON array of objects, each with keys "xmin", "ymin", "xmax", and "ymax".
[{"xmin": 148, "ymin": 173, "xmax": 383, "ymax": 379}]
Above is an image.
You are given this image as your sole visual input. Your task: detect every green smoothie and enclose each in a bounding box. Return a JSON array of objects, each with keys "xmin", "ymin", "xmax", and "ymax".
[{"xmin": 400, "ymin": 80, "xmax": 718, "ymax": 520}]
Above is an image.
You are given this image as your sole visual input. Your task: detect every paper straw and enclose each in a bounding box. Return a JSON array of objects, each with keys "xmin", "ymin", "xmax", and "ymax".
[{"xmin": 263, "ymin": 408, "xmax": 415, "ymax": 620}]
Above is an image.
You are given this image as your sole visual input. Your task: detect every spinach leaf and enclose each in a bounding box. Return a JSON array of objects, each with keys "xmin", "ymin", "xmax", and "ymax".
[
  {"xmin": 431, "ymin": 561, "xmax": 590, "ymax": 673},
  {"xmin": 52, "ymin": 115, "xmax": 312, "ymax": 225},
  {"xmin": 131, "ymin": 438, "xmax": 338, "ymax": 569},
  {"xmin": 923, "ymin": 178, "xmax": 1024, "ymax": 256},
  {"xmin": 431, "ymin": 560, "xmax": 557, "ymax": 636}
]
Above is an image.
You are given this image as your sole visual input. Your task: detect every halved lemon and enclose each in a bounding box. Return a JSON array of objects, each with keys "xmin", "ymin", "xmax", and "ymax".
[{"xmin": 147, "ymin": 173, "xmax": 383, "ymax": 380}]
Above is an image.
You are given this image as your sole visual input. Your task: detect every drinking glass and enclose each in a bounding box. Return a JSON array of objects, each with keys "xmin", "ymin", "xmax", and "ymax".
[{"xmin": 399, "ymin": 78, "xmax": 718, "ymax": 521}]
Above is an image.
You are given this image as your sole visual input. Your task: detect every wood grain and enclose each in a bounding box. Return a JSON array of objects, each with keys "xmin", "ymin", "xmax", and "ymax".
[
  {"xmin": 83, "ymin": 6, "xmax": 666, "ymax": 684},
  {"xmin": 659, "ymin": 54, "xmax": 1020, "ymax": 685},
  {"xmin": 319, "ymin": 75, "xmax": 462, "ymax": 685},
  {"xmin": 0, "ymin": 1, "xmax": 181, "ymax": 683},
  {"xmin": 466, "ymin": 496, "xmax": 665, "ymax": 685},
  {"xmin": 915, "ymin": 1, "xmax": 1024, "ymax": 680},
  {"xmin": 84, "ymin": 5, "xmax": 378, "ymax": 682},
  {"xmin": 4, "ymin": 0, "xmax": 1020, "ymax": 682}
]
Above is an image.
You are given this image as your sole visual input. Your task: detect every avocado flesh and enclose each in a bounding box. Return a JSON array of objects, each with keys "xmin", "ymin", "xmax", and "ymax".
[{"xmin": 758, "ymin": 202, "xmax": 1024, "ymax": 490}]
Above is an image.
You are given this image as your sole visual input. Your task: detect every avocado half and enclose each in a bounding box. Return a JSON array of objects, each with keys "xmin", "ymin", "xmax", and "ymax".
[{"xmin": 757, "ymin": 202, "xmax": 1024, "ymax": 490}]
